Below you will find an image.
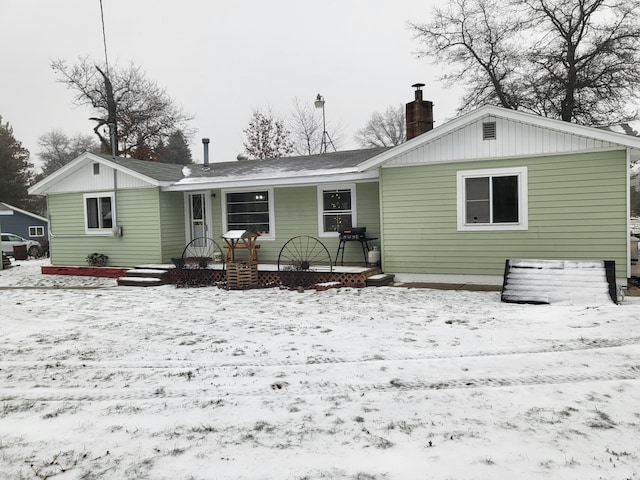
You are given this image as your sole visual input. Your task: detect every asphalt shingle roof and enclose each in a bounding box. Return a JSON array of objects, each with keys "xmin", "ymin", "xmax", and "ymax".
[{"xmin": 103, "ymin": 147, "xmax": 391, "ymax": 183}]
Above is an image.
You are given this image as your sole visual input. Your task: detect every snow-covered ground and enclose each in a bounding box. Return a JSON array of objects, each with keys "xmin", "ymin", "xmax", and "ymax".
[{"xmin": 1, "ymin": 260, "xmax": 639, "ymax": 480}]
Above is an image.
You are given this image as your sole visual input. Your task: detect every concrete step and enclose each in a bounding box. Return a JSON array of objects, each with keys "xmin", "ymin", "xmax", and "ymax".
[{"xmin": 366, "ymin": 273, "xmax": 395, "ymax": 287}]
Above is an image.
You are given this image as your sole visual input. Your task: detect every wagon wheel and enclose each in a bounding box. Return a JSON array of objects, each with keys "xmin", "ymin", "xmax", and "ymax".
[
  {"xmin": 181, "ymin": 237, "xmax": 224, "ymax": 269},
  {"xmin": 278, "ymin": 236, "xmax": 332, "ymax": 272}
]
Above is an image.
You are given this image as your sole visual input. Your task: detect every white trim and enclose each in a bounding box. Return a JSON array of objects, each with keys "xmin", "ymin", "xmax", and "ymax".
[
  {"xmin": 183, "ymin": 191, "xmax": 214, "ymax": 245},
  {"xmin": 456, "ymin": 166, "xmax": 528, "ymax": 231},
  {"xmin": 83, "ymin": 192, "xmax": 116, "ymax": 235},
  {"xmin": 316, "ymin": 183, "xmax": 357, "ymax": 238},
  {"xmin": 29, "ymin": 152, "xmax": 168, "ymax": 195},
  {"xmin": 164, "ymin": 170, "xmax": 379, "ymax": 192},
  {"xmin": 28, "ymin": 226, "xmax": 45, "ymax": 237},
  {"xmin": 221, "ymin": 187, "xmax": 275, "ymax": 240},
  {"xmin": 0, "ymin": 202, "xmax": 48, "ymax": 223}
]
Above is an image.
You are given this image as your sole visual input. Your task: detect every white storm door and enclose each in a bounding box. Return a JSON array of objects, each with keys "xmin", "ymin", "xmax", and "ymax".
[{"xmin": 185, "ymin": 192, "xmax": 212, "ymax": 249}]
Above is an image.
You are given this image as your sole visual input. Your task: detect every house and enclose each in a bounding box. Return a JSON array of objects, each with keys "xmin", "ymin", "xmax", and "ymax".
[
  {"xmin": 0, "ymin": 202, "xmax": 49, "ymax": 243},
  {"xmin": 28, "ymin": 88, "xmax": 640, "ymax": 287}
]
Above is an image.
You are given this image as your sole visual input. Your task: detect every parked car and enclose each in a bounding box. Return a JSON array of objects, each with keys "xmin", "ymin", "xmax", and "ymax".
[{"xmin": 0, "ymin": 233, "xmax": 42, "ymax": 257}]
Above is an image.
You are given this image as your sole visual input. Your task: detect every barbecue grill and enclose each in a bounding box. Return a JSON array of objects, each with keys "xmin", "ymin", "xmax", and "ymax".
[{"xmin": 335, "ymin": 227, "xmax": 378, "ymax": 266}]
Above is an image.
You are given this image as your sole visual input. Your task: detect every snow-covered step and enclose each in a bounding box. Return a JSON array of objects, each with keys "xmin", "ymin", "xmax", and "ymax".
[
  {"xmin": 117, "ymin": 276, "xmax": 165, "ymax": 287},
  {"xmin": 366, "ymin": 273, "xmax": 395, "ymax": 287}
]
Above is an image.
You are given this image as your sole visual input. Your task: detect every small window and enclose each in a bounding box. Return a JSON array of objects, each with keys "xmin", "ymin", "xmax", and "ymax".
[
  {"xmin": 223, "ymin": 189, "xmax": 274, "ymax": 238},
  {"xmin": 29, "ymin": 226, "xmax": 45, "ymax": 237},
  {"xmin": 457, "ymin": 167, "xmax": 528, "ymax": 231},
  {"xmin": 84, "ymin": 192, "xmax": 115, "ymax": 234},
  {"xmin": 483, "ymin": 122, "xmax": 497, "ymax": 140},
  {"xmin": 318, "ymin": 184, "xmax": 356, "ymax": 236},
  {"xmin": 93, "ymin": 163, "xmax": 100, "ymax": 175}
]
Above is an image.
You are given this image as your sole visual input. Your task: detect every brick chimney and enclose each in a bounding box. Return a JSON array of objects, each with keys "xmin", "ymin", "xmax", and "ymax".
[{"xmin": 406, "ymin": 83, "xmax": 434, "ymax": 140}]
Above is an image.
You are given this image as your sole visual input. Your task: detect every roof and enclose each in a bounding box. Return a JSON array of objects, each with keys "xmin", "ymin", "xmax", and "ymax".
[
  {"xmin": 106, "ymin": 155, "xmax": 186, "ymax": 182},
  {"xmin": 111, "ymin": 147, "xmax": 390, "ymax": 183},
  {"xmin": 162, "ymin": 147, "xmax": 390, "ymax": 190},
  {"xmin": 0, "ymin": 203, "xmax": 48, "ymax": 223},
  {"xmin": 28, "ymin": 148, "xmax": 390, "ymax": 195}
]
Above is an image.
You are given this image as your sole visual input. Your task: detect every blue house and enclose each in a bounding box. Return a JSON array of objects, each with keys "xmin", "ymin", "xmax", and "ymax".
[{"xmin": 0, "ymin": 203, "xmax": 49, "ymax": 242}]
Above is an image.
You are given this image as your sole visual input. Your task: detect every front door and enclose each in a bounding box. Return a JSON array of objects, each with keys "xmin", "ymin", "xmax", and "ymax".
[{"xmin": 186, "ymin": 192, "xmax": 212, "ymax": 251}]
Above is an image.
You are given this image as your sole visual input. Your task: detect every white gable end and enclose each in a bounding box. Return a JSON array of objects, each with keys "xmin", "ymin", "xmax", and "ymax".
[
  {"xmin": 41, "ymin": 160, "xmax": 155, "ymax": 194},
  {"xmin": 385, "ymin": 115, "xmax": 622, "ymax": 167}
]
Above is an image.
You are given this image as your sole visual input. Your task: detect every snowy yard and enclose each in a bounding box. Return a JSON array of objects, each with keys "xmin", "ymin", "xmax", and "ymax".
[{"xmin": 1, "ymin": 260, "xmax": 639, "ymax": 480}]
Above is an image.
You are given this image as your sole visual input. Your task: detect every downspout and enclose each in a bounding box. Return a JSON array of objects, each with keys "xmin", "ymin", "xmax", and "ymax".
[
  {"xmin": 627, "ymin": 148, "xmax": 631, "ymax": 284},
  {"xmin": 110, "ymin": 123, "xmax": 122, "ymax": 237}
]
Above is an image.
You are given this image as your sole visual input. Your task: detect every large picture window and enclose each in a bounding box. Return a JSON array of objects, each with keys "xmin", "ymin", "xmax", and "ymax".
[
  {"xmin": 223, "ymin": 189, "xmax": 274, "ymax": 238},
  {"xmin": 84, "ymin": 192, "xmax": 115, "ymax": 234},
  {"xmin": 457, "ymin": 167, "xmax": 528, "ymax": 231},
  {"xmin": 318, "ymin": 184, "xmax": 356, "ymax": 236}
]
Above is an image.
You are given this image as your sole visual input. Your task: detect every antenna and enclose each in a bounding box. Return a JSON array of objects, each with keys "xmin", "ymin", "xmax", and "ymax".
[
  {"xmin": 99, "ymin": 0, "xmax": 116, "ymax": 159},
  {"xmin": 99, "ymin": 0, "xmax": 110, "ymax": 77}
]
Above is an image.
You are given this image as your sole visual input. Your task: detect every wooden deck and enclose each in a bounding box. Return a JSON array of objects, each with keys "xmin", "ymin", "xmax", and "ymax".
[{"xmin": 134, "ymin": 263, "xmax": 386, "ymax": 289}]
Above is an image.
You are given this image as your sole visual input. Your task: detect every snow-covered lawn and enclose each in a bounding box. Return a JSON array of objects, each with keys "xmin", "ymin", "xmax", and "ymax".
[{"xmin": 1, "ymin": 260, "xmax": 639, "ymax": 479}]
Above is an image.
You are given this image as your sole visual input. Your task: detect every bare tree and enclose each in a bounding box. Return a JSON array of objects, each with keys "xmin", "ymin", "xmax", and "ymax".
[
  {"xmin": 288, "ymin": 98, "xmax": 345, "ymax": 155},
  {"xmin": 243, "ymin": 109, "xmax": 293, "ymax": 160},
  {"xmin": 355, "ymin": 105, "xmax": 406, "ymax": 147},
  {"xmin": 288, "ymin": 98, "xmax": 323, "ymax": 156},
  {"xmin": 51, "ymin": 57, "xmax": 192, "ymax": 158},
  {"xmin": 410, "ymin": 0, "xmax": 640, "ymax": 124},
  {"xmin": 38, "ymin": 131, "xmax": 99, "ymax": 175}
]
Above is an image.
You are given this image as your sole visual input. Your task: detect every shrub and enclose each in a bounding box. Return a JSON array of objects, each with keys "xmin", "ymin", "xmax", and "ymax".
[{"xmin": 86, "ymin": 253, "xmax": 108, "ymax": 267}]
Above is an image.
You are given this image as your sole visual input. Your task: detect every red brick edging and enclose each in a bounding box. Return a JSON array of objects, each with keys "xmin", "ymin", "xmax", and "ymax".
[{"xmin": 42, "ymin": 265, "xmax": 129, "ymax": 278}]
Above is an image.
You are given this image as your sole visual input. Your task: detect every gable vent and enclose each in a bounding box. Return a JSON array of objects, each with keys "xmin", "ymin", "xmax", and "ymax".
[{"xmin": 483, "ymin": 121, "xmax": 497, "ymax": 140}]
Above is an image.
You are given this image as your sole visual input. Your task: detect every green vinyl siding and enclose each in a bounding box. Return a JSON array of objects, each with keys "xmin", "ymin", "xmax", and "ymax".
[
  {"xmin": 380, "ymin": 150, "xmax": 628, "ymax": 276},
  {"xmin": 159, "ymin": 191, "xmax": 186, "ymax": 262},
  {"xmin": 48, "ymin": 188, "xmax": 165, "ymax": 267},
  {"xmin": 218, "ymin": 183, "xmax": 380, "ymax": 265}
]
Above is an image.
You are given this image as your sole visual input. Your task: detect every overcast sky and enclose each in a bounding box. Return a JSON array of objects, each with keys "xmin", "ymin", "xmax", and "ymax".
[{"xmin": 0, "ymin": 0, "xmax": 464, "ymax": 170}]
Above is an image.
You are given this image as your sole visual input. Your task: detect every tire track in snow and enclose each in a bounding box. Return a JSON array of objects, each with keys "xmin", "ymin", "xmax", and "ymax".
[
  {"xmin": 1, "ymin": 335, "xmax": 638, "ymax": 371},
  {"xmin": 1, "ymin": 365, "xmax": 639, "ymax": 402}
]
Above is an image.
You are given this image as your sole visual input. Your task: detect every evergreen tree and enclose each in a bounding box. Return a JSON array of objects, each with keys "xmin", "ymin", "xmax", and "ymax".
[
  {"xmin": 0, "ymin": 116, "xmax": 34, "ymax": 210},
  {"xmin": 157, "ymin": 130, "xmax": 193, "ymax": 164}
]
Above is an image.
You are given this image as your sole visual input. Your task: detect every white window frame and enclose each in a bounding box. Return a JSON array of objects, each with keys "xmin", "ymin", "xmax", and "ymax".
[
  {"xmin": 28, "ymin": 226, "xmax": 45, "ymax": 237},
  {"xmin": 317, "ymin": 183, "xmax": 357, "ymax": 238},
  {"xmin": 221, "ymin": 187, "xmax": 275, "ymax": 240},
  {"xmin": 456, "ymin": 167, "xmax": 528, "ymax": 231},
  {"xmin": 83, "ymin": 192, "xmax": 116, "ymax": 235}
]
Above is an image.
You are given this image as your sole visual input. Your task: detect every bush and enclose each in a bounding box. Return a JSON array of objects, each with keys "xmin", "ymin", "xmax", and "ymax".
[{"xmin": 86, "ymin": 253, "xmax": 108, "ymax": 267}]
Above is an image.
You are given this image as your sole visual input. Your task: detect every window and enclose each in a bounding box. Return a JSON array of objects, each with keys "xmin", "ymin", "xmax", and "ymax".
[
  {"xmin": 457, "ymin": 167, "xmax": 528, "ymax": 231},
  {"xmin": 223, "ymin": 189, "xmax": 274, "ymax": 239},
  {"xmin": 93, "ymin": 163, "xmax": 100, "ymax": 175},
  {"xmin": 29, "ymin": 226, "xmax": 45, "ymax": 237},
  {"xmin": 318, "ymin": 184, "xmax": 356, "ymax": 236},
  {"xmin": 84, "ymin": 192, "xmax": 115, "ymax": 234}
]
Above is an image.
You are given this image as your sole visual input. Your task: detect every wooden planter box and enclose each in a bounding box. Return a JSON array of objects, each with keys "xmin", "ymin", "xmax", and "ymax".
[{"xmin": 226, "ymin": 262, "xmax": 258, "ymax": 289}]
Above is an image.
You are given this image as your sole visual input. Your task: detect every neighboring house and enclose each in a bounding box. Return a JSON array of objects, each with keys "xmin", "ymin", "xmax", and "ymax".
[
  {"xmin": 0, "ymin": 202, "xmax": 49, "ymax": 243},
  {"xmin": 28, "ymin": 91, "xmax": 640, "ymax": 286}
]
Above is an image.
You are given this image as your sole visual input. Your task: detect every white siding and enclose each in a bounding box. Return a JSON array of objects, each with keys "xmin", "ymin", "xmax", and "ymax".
[
  {"xmin": 45, "ymin": 162, "xmax": 154, "ymax": 193},
  {"xmin": 386, "ymin": 116, "xmax": 621, "ymax": 167}
]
